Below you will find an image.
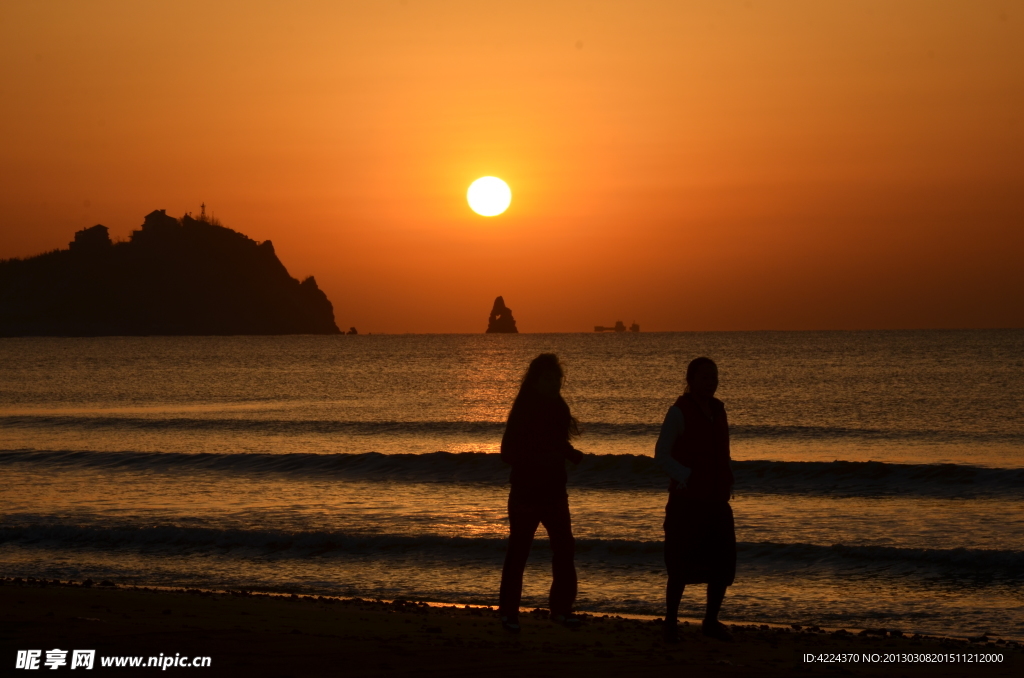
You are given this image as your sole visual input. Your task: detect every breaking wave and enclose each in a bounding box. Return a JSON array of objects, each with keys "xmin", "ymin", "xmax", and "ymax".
[
  {"xmin": 2, "ymin": 522, "xmax": 1021, "ymax": 577},
  {"xmin": 1, "ymin": 415, "xmax": 1019, "ymax": 444},
  {"xmin": 2, "ymin": 449, "xmax": 1021, "ymax": 497}
]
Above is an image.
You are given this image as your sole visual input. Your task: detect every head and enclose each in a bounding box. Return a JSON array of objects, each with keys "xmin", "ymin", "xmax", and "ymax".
[
  {"xmin": 684, "ymin": 356, "xmax": 718, "ymax": 399},
  {"xmin": 512, "ymin": 353, "xmax": 579, "ymax": 439},
  {"xmin": 520, "ymin": 353, "xmax": 564, "ymax": 397}
]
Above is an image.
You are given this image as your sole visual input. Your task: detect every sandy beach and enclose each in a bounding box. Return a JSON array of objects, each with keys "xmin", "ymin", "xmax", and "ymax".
[{"xmin": 3, "ymin": 578, "xmax": 1019, "ymax": 677}]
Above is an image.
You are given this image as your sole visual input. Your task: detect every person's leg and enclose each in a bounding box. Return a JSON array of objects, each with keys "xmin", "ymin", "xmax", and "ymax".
[
  {"xmin": 666, "ymin": 575, "xmax": 685, "ymax": 624},
  {"xmin": 700, "ymin": 581, "xmax": 733, "ymax": 642},
  {"xmin": 498, "ymin": 502, "xmax": 541, "ymax": 621},
  {"xmin": 663, "ymin": 495, "xmax": 686, "ymax": 642},
  {"xmin": 663, "ymin": 494, "xmax": 686, "ymax": 623},
  {"xmin": 702, "ymin": 501, "xmax": 734, "ymax": 640},
  {"xmin": 540, "ymin": 501, "xmax": 577, "ymax": 618},
  {"xmin": 705, "ymin": 581, "xmax": 727, "ymax": 623}
]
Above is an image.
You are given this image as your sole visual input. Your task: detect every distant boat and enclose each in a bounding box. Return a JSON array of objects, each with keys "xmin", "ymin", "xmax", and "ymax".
[{"xmin": 594, "ymin": 320, "xmax": 638, "ymax": 333}]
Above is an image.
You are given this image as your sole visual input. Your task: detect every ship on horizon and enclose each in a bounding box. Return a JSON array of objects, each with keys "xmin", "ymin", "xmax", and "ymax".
[{"xmin": 594, "ymin": 320, "xmax": 640, "ymax": 333}]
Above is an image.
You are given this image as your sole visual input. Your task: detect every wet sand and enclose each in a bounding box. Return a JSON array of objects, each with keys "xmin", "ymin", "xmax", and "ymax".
[{"xmin": 2, "ymin": 578, "xmax": 1020, "ymax": 677}]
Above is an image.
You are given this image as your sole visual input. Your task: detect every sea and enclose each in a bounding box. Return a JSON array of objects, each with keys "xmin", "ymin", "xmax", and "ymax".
[{"xmin": 1, "ymin": 331, "xmax": 1022, "ymax": 639}]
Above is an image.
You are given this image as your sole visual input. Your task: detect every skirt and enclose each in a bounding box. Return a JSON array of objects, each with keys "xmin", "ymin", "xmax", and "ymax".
[{"xmin": 663, "ymin": 493, "xmax": 736, "ymax": 586}]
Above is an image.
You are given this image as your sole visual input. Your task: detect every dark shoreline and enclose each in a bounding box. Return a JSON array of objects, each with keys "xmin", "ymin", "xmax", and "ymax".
[{"xmin": 3, "ymin": 578, "xmax": 1020, "ymax": 677}]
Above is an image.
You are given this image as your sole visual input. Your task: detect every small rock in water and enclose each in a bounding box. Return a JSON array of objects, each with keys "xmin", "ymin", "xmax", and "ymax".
[{"xmin": 485, "ymin": 296, "xmax": 518, "ymax": 333}]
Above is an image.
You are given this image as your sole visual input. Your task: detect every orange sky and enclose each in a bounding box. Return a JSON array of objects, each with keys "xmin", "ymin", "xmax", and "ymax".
[{"xmin": 1, "ymin": 1, "xmax": 1021, "ymax": 332}]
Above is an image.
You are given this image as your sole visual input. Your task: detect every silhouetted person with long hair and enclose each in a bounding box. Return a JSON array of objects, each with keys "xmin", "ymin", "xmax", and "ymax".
[
  {"xmin": 655, "ymin": 356, "xmax": 735, "ymax": 643},
  {"xmin": 498, "ymin": 353, "xmax": 584, "ymax": 633}
]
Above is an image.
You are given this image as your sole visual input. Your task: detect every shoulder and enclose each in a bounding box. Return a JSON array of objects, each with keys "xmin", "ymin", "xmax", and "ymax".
[
  {"xmin": 711, "ymin": 397, "xmax": 728, "ymax": 421},
  {"xmin": 662, "ymin": 405, "xmax": 684, "ymax": 425},
  {"xmin": 505, "ymin": 397, "xmax": 531, "ymax": 424}
]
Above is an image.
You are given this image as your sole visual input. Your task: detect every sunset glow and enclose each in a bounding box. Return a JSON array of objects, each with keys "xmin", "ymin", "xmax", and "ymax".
[{"xmin": 0, "ymin": 1, "xmax": 1021, "ymax": 332}]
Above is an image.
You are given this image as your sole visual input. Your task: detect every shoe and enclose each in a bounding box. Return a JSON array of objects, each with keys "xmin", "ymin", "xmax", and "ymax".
[
  {"xmin": 550, "ymin": 613, "xmax": 582, "ymax": 629},
  {"xmin": 662, "ymin": 620, "xmax": 681, "ymax": 644},
  {"xmin": 500, "ymin": 616, "xmax": 521, "ymax": 634},
  {"xmin": 701, "ymin": 620, "xmax": 733, "ymax": 642}
]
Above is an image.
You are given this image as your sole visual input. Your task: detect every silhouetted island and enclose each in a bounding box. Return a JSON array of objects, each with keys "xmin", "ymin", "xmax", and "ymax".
[
  {"xmin": 486, "ymin": 296, "xmax": 518, "ymax": 333},
  {"xmin": 0, "ymin": 210, "xmax": 341, "ymax": 336}
]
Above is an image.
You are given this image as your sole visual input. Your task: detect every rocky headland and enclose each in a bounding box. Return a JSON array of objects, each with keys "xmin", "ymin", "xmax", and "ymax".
[{"xmin": 0, "ymin": 210, "xmax": 341, "ymax": 336}]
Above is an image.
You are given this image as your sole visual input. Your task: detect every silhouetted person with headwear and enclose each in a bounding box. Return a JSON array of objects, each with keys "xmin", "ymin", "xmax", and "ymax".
[
  {"xmin": 655, "ymin": 356, "xmax": 735, "ymax": 643},
  {"xmin": 497, "ymin": 353, "xmax": 584, "ymax": 633}
]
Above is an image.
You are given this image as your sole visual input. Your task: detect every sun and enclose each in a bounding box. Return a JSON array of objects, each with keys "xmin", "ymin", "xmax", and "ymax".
[{"xmin": 467, "ymin": 177, "xmax": 512, "ymax": 217}]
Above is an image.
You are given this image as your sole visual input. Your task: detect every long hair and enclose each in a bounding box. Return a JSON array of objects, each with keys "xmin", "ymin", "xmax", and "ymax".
[
  {"xmin": 510, "ymin": 353, "xmax": 579, "ymax": 440},
  {"xmin": 683, "ymin": 356, "xmax": 717, "ymax": 394}
]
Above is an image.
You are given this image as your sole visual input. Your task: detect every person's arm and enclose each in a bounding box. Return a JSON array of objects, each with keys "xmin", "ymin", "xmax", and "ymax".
[{"xmin": 654, "ymin": 406, "xmax": 691, "ymax": 486}]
